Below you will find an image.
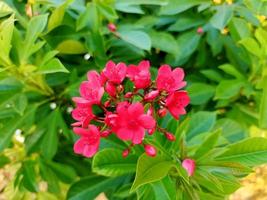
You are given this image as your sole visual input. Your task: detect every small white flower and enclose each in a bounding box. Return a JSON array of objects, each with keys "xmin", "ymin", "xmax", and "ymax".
[
  {"xmin": 84, "ymin": 53, "xmax": 91, "ymax": 60},
  {"xmin": 14, "ymin": 129, "xmax": 25, "ymax": 143},
  {"xmin": 50, "ymin": 102, "xmax": 57, "ymax": 110}
]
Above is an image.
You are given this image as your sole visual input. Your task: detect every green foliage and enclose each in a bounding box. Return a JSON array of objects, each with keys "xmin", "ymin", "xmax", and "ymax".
[{"xmin": 0, "ymin": 0, "xmax": 267, "ymax": 199}]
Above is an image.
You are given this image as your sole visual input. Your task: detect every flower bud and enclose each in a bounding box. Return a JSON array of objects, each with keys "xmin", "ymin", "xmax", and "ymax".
[
  {"xmin": 122, "ymin": 148, "xmax": 130, "ymax": 157},
  {"xmin": 147, "ymin": 107, "xmax": 153, "ymax": 116},
  {"xmin": 101, "ymin": 130, "xmax": 112, "ymax": 137},
  {"xmin": 148, "ymin": 128, "xmax": 155, "ymax": 135},
  {"xmin": 117, "ymin": 85, "xmax": 124, "ymax": 93},
  {"xmin": 144, "ymin": 144, "xmax": 157, "ymax": 157},
  {"xmin": 182, "ymin": 159, "xmax": 196, "ymax": 176},
  {"xmin": 197, "ymin": 27, "xmax": 204, "ymax": 34},
  {"xmin": 158, "ymin": 108, "xmax": 167, "ymax": 117},
  {"xmin": 104, "ymin": 100, "xmax": 111, "ymax": 107},
  {"xmin": 165, "ymin": 132, "xmax": 176, "ymax": 141},
  {"xmin": 124, "ymin": 92, "xmax": 133, "ymax": 98},
  {"xmin": 108, "ymin": 23, "xmax": 117, "ymax": 32},
  {"xmin": 144, "ymin": 90, "xmax": 159, "ymax": 101}
]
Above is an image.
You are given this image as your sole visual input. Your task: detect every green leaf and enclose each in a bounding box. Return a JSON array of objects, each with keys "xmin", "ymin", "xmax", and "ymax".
[
  {"xmin": 56, "ymin": 40, "xmax": 87, "ymax": 54},
  {"xmin": 210, "ymin": 4, "xmax": 234, "ymax": 30},
  {"xmin": 168, "ymin": 14, "xmax": 204, "ymax": 32},
  {"xmin": 12, "ymin": 93, "xmax": 28, "ymax": 115},
  {"xmin": 21, "ymin": 160, "xmax": 38, "ymax": 192},
  {"xmin": 229, "ymin": 17, "xmax": 251, "ymax": 41},
  {"xmin": 0, "ymin": 106, "xmax": 36, "ymax": 151},
  {"xmin": 194, "ymin": 129, "xmax": 221, "ymax": 158},
  {"xmin": 76, "ymin": 2, "xmax": 98, "ymax": 31},
  {"xmin": 130, "ymin": 154, "xmax": 174, "ymax": 192},
  {"xmin": 92, "ymin": 148, "xmax": 138, "ymax": 177},
  {"xmin": 67, "ymin": 176, "xmax": 124, "ymax": 200},
  {"xmin": 151, "ymin": 176, "xmax": 176, "ymax": 200},
  {"xmin": 215, "ymin": 137, "xmax": 267, "ymax": 166},
  {"xmin": 255, "ymin": 28, "xmax": 267, "ymax": 55},
  {"xmin": 39, "ymin": 58, "xmax": 69, "ymax": 74},
  {"xmin": 187, "ymin": 111, "xmax": 216, "ymax": 140},
  {"xmin": 0, "ymin": 155, "xmax": 10, "ymax": 168},
  {"xmin": 259, "ymin": 76, "xmax": 267, "ymax": 128},
  {"xmin": 215, "ymin": 80, "xmax": 244, "ymax": 99},
  {"xmin": 218, "ymin": 64, "xmax": 245, "ymax": 79},
  {"xmin": 0, "ymin": 1, "xmax": 13, "ymax": 18},
  {"xmin": 41, "ymin": 110, "xmax": 60, "ymax": 159},
  {"xmin": 97, "ymin": 1, "xmax": 118, "ymax": 20},
  {"xmin": 119, "ymin": 30, "xmax": 151, "ymax": 50},
  {"xmin": 160, "ymin": 0, "xmax": 210, "ymax": 15},
  {"xmin": 149, "ymin": 31, "xmax": 178, "ymax": 54},
  {"xmin": 239, "ymin": 37, "xmax": 262, "ymax": 58},
  {"xmin": 0, "ymin": 14, "xmax": 14, "ymax": 66},
  {"xmin": 187, "ymin": 83, "xmax": 215, "ymax": 105}
]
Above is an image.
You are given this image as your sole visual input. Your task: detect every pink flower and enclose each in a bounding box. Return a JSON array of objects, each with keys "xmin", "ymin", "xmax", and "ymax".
[
  {"xmin": 108, "ymin": 23, "xmax": 116, "ymax": 32},
  {"xmin": 114, "ymin": 102, "xmax": 156, "ymax": 144},
  {"xmin": 73, "ymin": 125, "xmax": 100, "ymax": 157},
  {"xmin": 103, "ymin": 61, "xmax": 127, "ymax": 84},
  {"xmin": 105, "ymin": 81, "xmax": 117, "ymax": 97},
  {"xmin": 72, "ymin": 105, "xmax": 94, "ymax": 128},
  {"xmin": 166, "ymin": 91, "xmax": 190, "ymax": 120},
  {"xmin": 79, "ymin": 71, "xmax": 104, "ymax": 105},
  {"xmin": 156, "ymin": 65, "xmax": 186, "ymax": 93},
  {"xmin": 144, "ymin": 144, "xmax": 157, "ymax": 157},
  {"xmin": 127, "ymin": 60, "xmax": 151, "ymax": 89},
  {"xmin": 144, "ymin": 90, "xmax": 159, "ymax": 101},
  {"xmin": 182, "ymin": 159, "xmax": 196, "ymax": 176}
]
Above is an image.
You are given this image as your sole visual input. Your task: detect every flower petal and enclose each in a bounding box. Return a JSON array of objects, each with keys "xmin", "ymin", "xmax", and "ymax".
[
  {"xmin": 138, "ymin": 114, "xmax": 156, "ymax": 129},
  {"xmin": 132, "ymin": 127, "xmax": 145, "ymax": 144}
]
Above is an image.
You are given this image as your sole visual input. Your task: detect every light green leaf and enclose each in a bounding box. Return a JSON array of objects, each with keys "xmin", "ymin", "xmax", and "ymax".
[
  {"xmin": 39, "ymin": 58, "xmax": 69, "ymax": 74},
  {"xmin": 255, "ymin": 28, "xmax": 267, "ymax": 55},
  {"xmin": 76, "ymin": 2, "xmax": 98, "ymax": 31},
  {"xmin": 187, "ymin": 83, "xmax": 215, "ymax": 105},
  {"xmin": 41, "ymin": 110, "xmax": 60, "ymax": 159},
  {"xmin": 187, "ymin": 111, "xmax": 216, "ymax": 140},
  {"xmin": 149, "ymin": 31, "xmax": 178, "ymax": 54},
  {"xmin": 67, "ymin": 176, "xmax": 124, "ymax": 200},
  {"xmin": 97, "ymin": 1, "xmax": 118, "ymax": 20},
  {"xmin": 160, "ymin": 0, "xmax": 210, "ymax": 15},
  {"xmin": 215, "ymin": 137, "xmax": 267, "ymax": 166},
  {"xmin": 229, "ymin": 17, "xmax": 251, "ymax": 41},
  {"xmin": 210, "ymin": 4, "xmax": 234, "ymax": 30},
  {"xmin": 56, "ymin": 40, "xmax": 87, "ymax": 54},
  {"xmin": 92, "ymin": 148, "xmax": 138, "ymax": 177},
  {"xmin": 218, "ymin": 64, "xmax": 245, "ymax": 79},
  {"xmin": 194, "ymin": 129, "xmax": 221, "ymax": 158},
  {"xmin": 12, "ymin": 93, "xmax": 28, "ymax": 115},
  {"xmin": 119, "ymin": 30, "xmax": 151, "ymax": 50},
  {"xmin": 151, "ymin": 176, "xmax": 176, "ymax": 200},
  {"xmin": 215, "ymin": 80, "xmax": 244, "ymax": 99},
  {"xmin": 131, "ymin": 154, "xmax": 174, "ymax": 192},
  {"xmin": 0, "ymin": 1, "xmax": 13, "ymax": 17},
  {"xmin": 239, "ymin": 37, "xmax": 262, "ymax": 58},
  {"xmin": 259, "ymin": 76, "xmax": 267, "ymax": 128}
]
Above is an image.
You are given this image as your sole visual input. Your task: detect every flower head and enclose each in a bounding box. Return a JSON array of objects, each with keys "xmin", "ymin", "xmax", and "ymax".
[
  {"xmin": 73, "ymin": 125, "xmax": 100, "ymax": 157},
  {"xmin": 156, "ymin": 65, "xmax": 186, "ymax": 93},
  {"xmin": 103, "ymin": 61, "xmax": 127, "ymax": 84},
  {"xmin": 166, "ymin": 91, "xmax": 190, "ymax": 120},
  {"xmin": 127, "ymin": 60, "xmax": 151, "ymax": 89}
]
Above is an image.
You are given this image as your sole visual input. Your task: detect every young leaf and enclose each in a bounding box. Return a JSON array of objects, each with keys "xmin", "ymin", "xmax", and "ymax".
[
  {"xmin": 39, "ymin": 58, "xmax": 69, "ymax": 74},
  {"xmin": 56, "ymin": 40, "xmax": 87, "ymax": 54},
  {"xmin": 92, "ymin": 148, "xmax": 138, "ymax": 177},
  {"xmin": 215, "ymin": 137, "xmax": 267, "ymax": 166},
  {"xmin": 119, "ymin": 30, "xmax": 151, "ymax": 51},
  {"xmin": 130, "ymin": 153, "xmax": 174, "ymax": 192},
  {"xmin": 215, "ymin": 80, "xmax": 244, "ymax": 99}
]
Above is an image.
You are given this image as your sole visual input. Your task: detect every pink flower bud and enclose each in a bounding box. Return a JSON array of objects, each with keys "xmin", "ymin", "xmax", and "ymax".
[
  {"xmin": 182, "ymin": 159, "xmax": 196, "ymax": 176},
  {"xmin": 105, "ymin": 81, "xmax": 117, "ymax": 97},
  {"xmin": 122, "ymin": 148, "xmax": 130, "ymax": 157},
  {"xmin": 158, "ymin": 108, "xmax": 167, "ymax": 117},
  {"xmin": 124, "ymin": 92, "xmax": 133, "ymax": 98},
  {"xmin": 165, "ymin": 132, "xmax": 176, "ymax": 141},
  {"xmin": 197, "ymin": 27, "xmax": 204, "ymax": 34},
  {"xmin": 144, "ymin": 90, "xmax": 159, "ymax": 101},
  {"xmin": 148, "ymin": 128, "xmax": 155, "ymax": 135},
  {"xmin": 117, "ymin": 85, "xmax": 124, "ymax": 93},
  {"xmin": 104, "ymin": 100, "xmax": 111, "ymax": 107},
  {"xmin": 147, "ymin": 107, "xmax": 153, "ymax": 116},
  {"xmin": 108, "ymin": 23, "xmax": 117, "ymax": 32},
  {"xmin": 101, "ymin": 130, "xmax": 112, "ymax": 137},
  {"xmin": 144, "ymin": 144, "xmax": 157, "ymax": 157}
]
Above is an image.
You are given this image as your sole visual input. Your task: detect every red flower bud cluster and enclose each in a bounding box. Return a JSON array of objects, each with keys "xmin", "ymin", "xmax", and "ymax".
[{"xmin": 71, "ymin": 60, "xmax": 190, "ymax": 158}]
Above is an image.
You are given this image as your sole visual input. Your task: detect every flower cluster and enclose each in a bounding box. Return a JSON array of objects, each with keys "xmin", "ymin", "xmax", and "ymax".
[{"xmin": 71, "ymin": 60, "xmax": 190, "ymax": 158}]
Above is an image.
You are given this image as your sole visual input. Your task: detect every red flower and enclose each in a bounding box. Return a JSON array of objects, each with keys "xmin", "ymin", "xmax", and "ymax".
[
  {"xmin": 156, "ymin": 65, "xmax": 186, "ymax": 93},
  {"xmin": 73, "ymin": 125, "xmax": 100, "ymax": 158},
  {"xmin": 182, "ymin": 159, "xmax": 196, "ymax": 176},
  {"xmin": 127, "ymin": 60, "xmax": 151, "ymax": 89},
  {"xmin": 71, "ymin": 105, "xmax": 94, "ymax": 128},
  {"xmin": 166, "ymin": 91, "xmax": 190, "ymax": 120},
  {"xmin": 79, "ymin": 71, "xmax": 104, "ymax": 105},
  {"xmin": 103, "ymin": 61, "xmax": 127, "ymax": 84},
  {"xmin": 114, "ymin": 102, "xmax": 156, "ymax": 144}
]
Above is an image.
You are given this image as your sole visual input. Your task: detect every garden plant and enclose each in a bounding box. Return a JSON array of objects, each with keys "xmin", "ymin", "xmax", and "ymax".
[{"xmin": 0, "ymin": 0, "xmax": 267, "ymax": 199}]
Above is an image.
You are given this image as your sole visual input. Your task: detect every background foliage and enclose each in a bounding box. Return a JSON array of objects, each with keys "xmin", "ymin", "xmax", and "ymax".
[{"xmin": 0, "ymin": 0, "xmax": 267, "ymax": 199}]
